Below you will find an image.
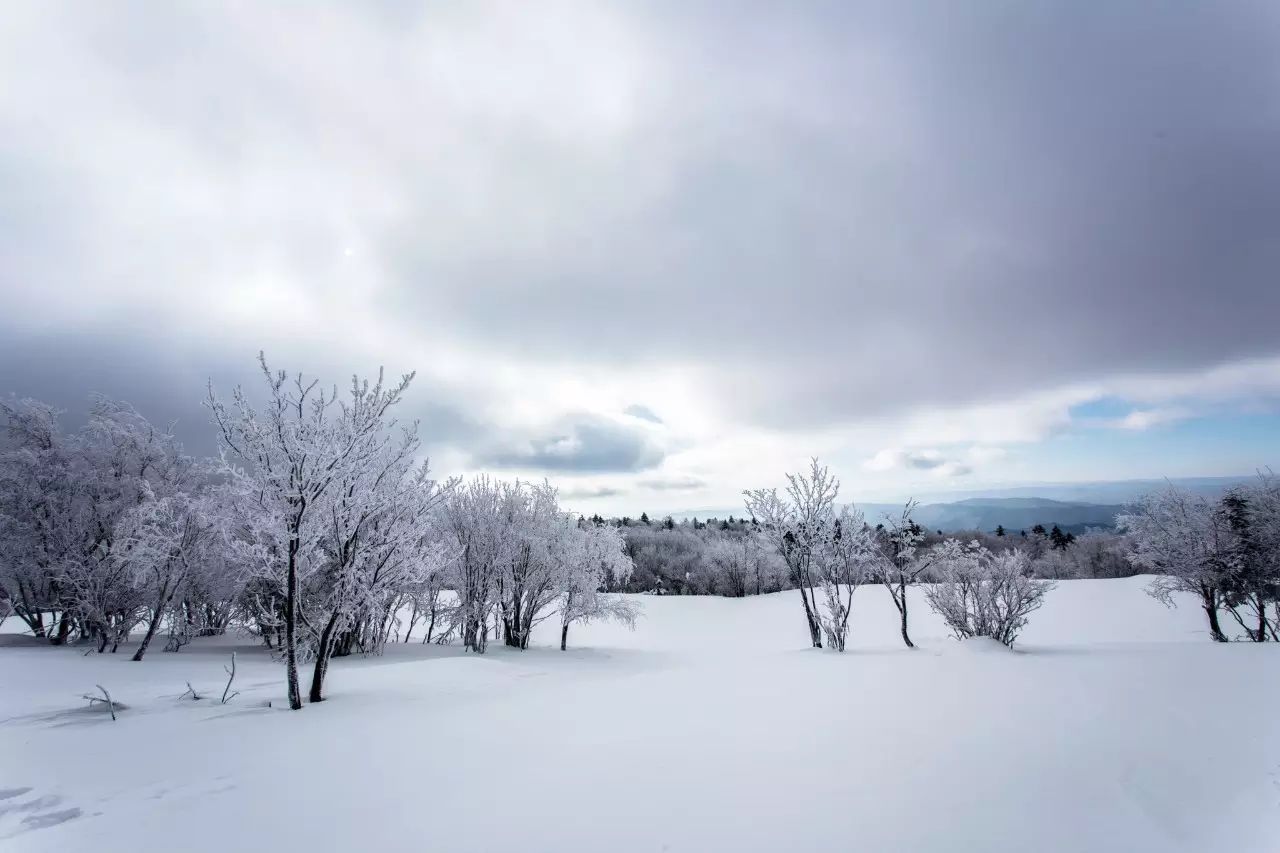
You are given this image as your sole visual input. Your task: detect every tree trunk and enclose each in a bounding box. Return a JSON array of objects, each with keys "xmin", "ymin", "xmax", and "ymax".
[
  {"xmin": 132, "ymin": 613, "xmax": 163, "ymax": 661},
  {"xmin": 463, "ymin": 611, "xmax": 479, "ymax": 651},
  {"xmin": 424, "ymin": 607, "xmax": 437, "ymax": 644},
  {"xmin": 51, "ymin": 611, "xmax": 71, "ymax": 645},
  {"xmin": 403, "ymin": 601, "xmax": 418, "ymax": 643},
  {"xmin": 133, "ymin": 585, "xmax": 175, "ymax": 662},
  {"xmin": 309, "ymin": 613, "xmax": 340, "ymax": 703},
  {"xmin": 1204, "ymin": 599, "xmax": 1228, "ymax": 643},
  {"xmin": 1198, "ymin": 589, "xmax": 1228, "ymax": 640},
  {"xmin": 796, "ymin": 585, "xmax": 822, "ymax": 648},
  {"xmin": 560, "ymin": 623, "xmax": 568, "ymax": 651},
  {"xmin": 285, "ymin": 539, "xmax": 303, "ymax": 710},
  {"xmin": 898, "ymin": 584, "xmax": 914, "ymax": 648}
]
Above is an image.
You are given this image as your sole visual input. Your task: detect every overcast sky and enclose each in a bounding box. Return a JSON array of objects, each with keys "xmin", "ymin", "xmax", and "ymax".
[{"xmin": 2, "ymin": 2, "xmax": 1279, "ymax": 515}]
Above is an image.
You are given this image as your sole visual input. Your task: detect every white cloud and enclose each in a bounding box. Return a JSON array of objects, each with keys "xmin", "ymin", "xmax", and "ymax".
[{"xmin": 1113, "ymin": 406, "xmax": 1195, "ymax": 431}]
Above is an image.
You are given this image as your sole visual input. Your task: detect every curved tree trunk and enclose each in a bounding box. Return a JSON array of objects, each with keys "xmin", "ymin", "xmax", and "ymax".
[
  {"xmin": 133, "ymin": 583, "xmax": 176, "ymax": 662},
  {"xmin": 899, "ymin": 596, "xmax": 914, "ymax": 648},
  {"xmin": 309, "ymin": 613, "xmax": 340, "ymax": 703}
]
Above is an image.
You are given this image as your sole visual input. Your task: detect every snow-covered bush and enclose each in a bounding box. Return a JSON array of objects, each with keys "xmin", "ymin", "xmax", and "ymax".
[{"xmin": 924, "ymin": 541, "xmax": 1054, "ymax": 648}]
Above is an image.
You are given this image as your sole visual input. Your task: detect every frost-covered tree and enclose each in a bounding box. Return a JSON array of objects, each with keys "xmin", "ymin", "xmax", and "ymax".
[
  {"xmin": 496, "ymin": 481, "xmax": 568, "ymax": 650},
  {"xmin": 0, "ymin": 396, "xmax": 195, "ymax": 651},
  {"xmin": 1118, "ymin": 486, "xmax": 1237, "ymax": 643},
  {"xmin": 209, "ymin": 353, "xmax": 418, "ymax": 709},
  {"xmin": 866, "ymin": 503, "xmax": 932, "ymax": 648},
  {"xmin": 702, "ymin": 535, "xmax": 754, "ymax": 597},
  {"xmin": 305, "ymin": 439, "xmax": 453, "ymax": 702},
  {"xmin": 745, "ymin": 458, "xmax": 840, "ymax": 648},
  {"xmin": 924, "ymin": 541, "xmax": 1054, "ymax": 647},
  {"xmin": 0, "ymin": 398, "xmax": 75, "ymax": 640},
  {"xmin": 557, "ymin": 521, "xmax": 637, "ymax": 650},
  {"xmin": 440, "ymin": 476, "xmax": 512, "ymax": 653},
  {"xmin": 117, "ymin": 490, "xmax": 219, "ymax": 661},
  {"xmin": 813, "ymin": 507, "xmax": 873, "ymax": 652},
  {"xmin": 1215, "ymin": 480, "xmax": 1280, "ymax": 642}
]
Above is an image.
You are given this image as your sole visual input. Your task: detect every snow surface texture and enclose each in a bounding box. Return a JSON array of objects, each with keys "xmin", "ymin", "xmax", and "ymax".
[{"xmin": 2, "ymin": 576, "xmax": 1278, "ymax": 852}]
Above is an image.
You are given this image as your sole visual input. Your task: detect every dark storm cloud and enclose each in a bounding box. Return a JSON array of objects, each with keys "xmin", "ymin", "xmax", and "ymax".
[
  {"xmin": 0, "ymin": 333, "xmax": 481, "ymax": 459},
  {"xmin": 1, "ymin": 0, "xmax": 1278, "ymax": 461},
  {"xmin": 474, "ymin": 414, "xmax": 665, "ymax": 474}
]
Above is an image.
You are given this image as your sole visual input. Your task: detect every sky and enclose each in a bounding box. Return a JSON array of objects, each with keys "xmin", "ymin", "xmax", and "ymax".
[{"xmin": 2, "ymin": 2, "xmax": 1279, "ymax": 516}]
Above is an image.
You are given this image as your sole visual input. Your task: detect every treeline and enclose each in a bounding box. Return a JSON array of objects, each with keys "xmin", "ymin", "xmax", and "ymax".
[
  {"xmin": 590, "ymin": 512, "xmax": 1138, "ymax": 597},
  {"xmin": 0, "ymin": 355, "xmax": 638, "ymax": 711}
]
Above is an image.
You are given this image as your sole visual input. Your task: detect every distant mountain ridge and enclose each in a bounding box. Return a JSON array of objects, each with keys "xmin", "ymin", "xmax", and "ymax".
[
  {"xmin": 670, "ymin": 475, "xmax": 1256, "ymax": 533},
  {"xmin": 671, "ymin": 497, "xmax": 1124, "ymax": 534},
  {"xmin": 856, "ymin": 497, "xmax": 1124, "ymax": 535}
]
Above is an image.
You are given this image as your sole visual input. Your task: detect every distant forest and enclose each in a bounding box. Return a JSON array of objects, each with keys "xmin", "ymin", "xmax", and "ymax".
[{"xmin": 588, "ymin": 512, "xmax": 1134, "ymax": 596}]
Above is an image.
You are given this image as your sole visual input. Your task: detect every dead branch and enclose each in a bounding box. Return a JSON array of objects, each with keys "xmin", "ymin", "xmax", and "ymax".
[
  {"xmin": 221, "ymin": 651, "xmax": 239, "ymax": 703},
  {"xmin": 82, "ymin": 684, "xmax": 116, "ymax": 720}
]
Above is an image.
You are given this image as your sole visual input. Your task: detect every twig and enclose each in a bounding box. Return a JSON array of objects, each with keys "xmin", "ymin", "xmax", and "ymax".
[
  {"xmin": 180, "ymin": 681, "xmax": 202, "ymax": 701},
  {"xmin": 221, "ymin": 651, "xmax": 239, "ymax": 704}
]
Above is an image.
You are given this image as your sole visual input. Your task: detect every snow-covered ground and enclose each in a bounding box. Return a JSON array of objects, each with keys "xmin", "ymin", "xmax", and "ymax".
[{"xmin": 2, "ymin": 576, "xmax": 1278, "ymax": 852}]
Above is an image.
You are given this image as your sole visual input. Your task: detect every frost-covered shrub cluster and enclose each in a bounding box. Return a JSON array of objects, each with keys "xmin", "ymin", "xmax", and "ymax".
[
  {"xmin": 924, "ymin": 541, "xmax": 1054, "ymax": 647},
  {"xmin": 0, "ymin": 354, "xmax": 638, "ymax": 710},
  {"xmin": 1119, "ymin": 477, "xmax": 1280, "ymax": 642}
]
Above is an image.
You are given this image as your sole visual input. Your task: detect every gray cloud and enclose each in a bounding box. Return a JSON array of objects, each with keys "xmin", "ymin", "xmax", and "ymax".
[
  {"xmin": 624, "ymin": 404, "xmax": 663, "ymax": 424},
  {"xmin": 638, "ymin": 475, "xmax": 707, "ymax": 491},
  {"xmin": 474, "ymin": 413, "xmax": 665, "ymax": 474},
  {"xmin": 865, "ymin": 449, "xmax": 973, "ymax": 478},
  {"xmin": 0, "ymin": 2, "xmax": 1277, "ymax": 475},
  {"xmin": 561, "ymin": 485, "xmax": 627, "ymax": 500}
]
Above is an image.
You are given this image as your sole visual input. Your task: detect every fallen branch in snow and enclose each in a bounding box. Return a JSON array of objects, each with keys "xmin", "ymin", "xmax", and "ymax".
[
  {"xmin": 180, "ymin": 681, "xmax": 203, "ymax": 701},
  {"xmin": 221, "ymin": 652, "xmax": 239, "ymax": 704},
  {"xmin": 82, "ymin": 684, "xmax": 116, "ymax": 720}
]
